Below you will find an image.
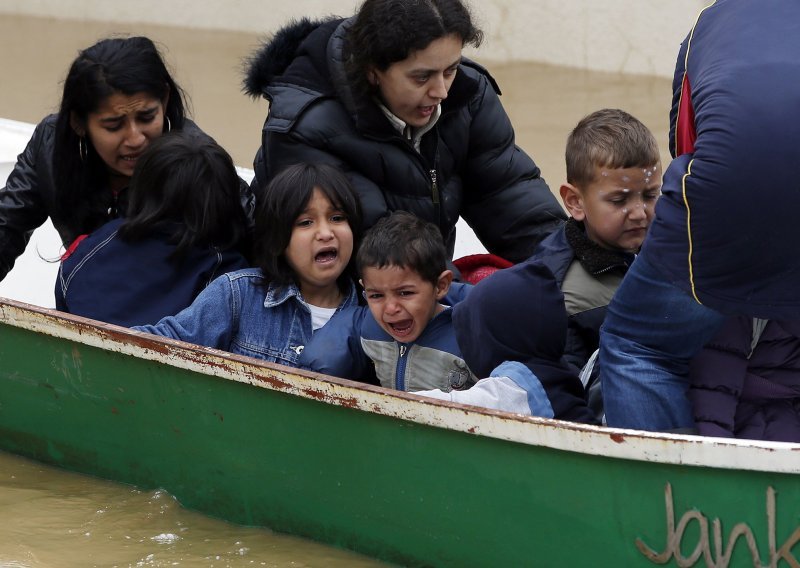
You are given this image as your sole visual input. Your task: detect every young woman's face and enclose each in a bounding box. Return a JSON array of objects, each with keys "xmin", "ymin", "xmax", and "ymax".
[
  {"xmin": 285, "ymin": 188, "xmax": 354, "ymax": 307},
  {"xmin": 79, "ymin": 91, "xmax": 166, "ymax": 180},
  {"xmin": 372, "ymin": 34, "xmax": 463, "ymax": 128}
]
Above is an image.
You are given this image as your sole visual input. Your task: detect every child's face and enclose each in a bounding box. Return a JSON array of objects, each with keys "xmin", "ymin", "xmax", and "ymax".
[
  {"xmin": 285, "ymin": 188, "xmax": 354, "ymax": 307},
  {"xmin": 560, "ymin": 164, "xmax": 661, "ymax": 253},
  {"xmin": 361, "ymin": 265, "xmax": 452, "ymax": 344}
]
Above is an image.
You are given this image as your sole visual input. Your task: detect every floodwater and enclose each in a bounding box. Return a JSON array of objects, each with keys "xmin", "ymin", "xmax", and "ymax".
[{"xmin": 0, "ymin": 12, "xmax": 672, "ymax": 568}]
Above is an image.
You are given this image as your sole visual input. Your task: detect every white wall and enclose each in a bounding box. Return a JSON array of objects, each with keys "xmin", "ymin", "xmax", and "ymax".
[{"xmin": 0, "ymin": 0, "xmax": 706, "ymax": 77}]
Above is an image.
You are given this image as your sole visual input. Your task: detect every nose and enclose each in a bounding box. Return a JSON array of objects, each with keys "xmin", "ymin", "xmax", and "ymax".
[
  {"xmin": 124, "ymin": 123, "xmax": 146, "ymax": 148},
  {"xmin": 429, "ymin": 74, "xmax": 449, "ymax": 101},
  {"xmin": 628, "ymin": 197, "xmax": 647, "ymax": 220},
  {"xmin": 316, "ymin": 220, "xmax": 334, "ymax": 240},
  {"xmin": 385, "ymin": 298, "xmax": 401, "ymax": 315}
]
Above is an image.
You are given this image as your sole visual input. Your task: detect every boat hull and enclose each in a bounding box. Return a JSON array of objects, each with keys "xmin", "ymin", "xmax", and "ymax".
[{"xmin": 1, "ymin": 299, "xmax": 799, "ymax": 567}]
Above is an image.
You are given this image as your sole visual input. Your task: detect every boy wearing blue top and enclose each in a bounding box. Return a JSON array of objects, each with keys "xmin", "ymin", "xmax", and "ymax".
[
  {"xmin": 451, "ymin": 109, "xmax": 661, "ymax": 423},
  {"xmin": 301, "ymin": 211, "xmax": 475, "ymax": 392},
  {"xmin": 301, "ymin": 211, "xmax": 554, "ymax": 416}
]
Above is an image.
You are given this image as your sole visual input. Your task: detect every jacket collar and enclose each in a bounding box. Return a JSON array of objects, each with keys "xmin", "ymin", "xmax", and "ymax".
[
  {"xmin": 564, "ymin": 218, "xmax": 636, "ymax": 275},
  {"xmin": 264, "ymin": 279, "xmax": 359, "ymax": 310},
  {"xmin": 326, "ymin": 18, "xmax": 481, "ymax": 138}
]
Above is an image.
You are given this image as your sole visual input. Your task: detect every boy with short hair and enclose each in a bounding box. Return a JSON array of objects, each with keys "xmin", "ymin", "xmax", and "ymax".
[
  {"xmin": 451, "ymin": 108, "xmax": 661, "ymax": 423},
  {"xmin": 300, "ymin": 211, "xmax": 552, "ymax": 416},
  {"xmin": 538, "ymin": 108, "xmax": 661, "ymax": 372},
  {"xmin": 300, "ymin": 210, "xmax": 476, "ymax": 392}
]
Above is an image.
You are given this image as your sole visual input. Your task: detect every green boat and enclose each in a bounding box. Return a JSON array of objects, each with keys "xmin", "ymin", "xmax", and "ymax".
[{"xmin": 1, "ymin": 297, "xmax": 799, "ymax": 567}]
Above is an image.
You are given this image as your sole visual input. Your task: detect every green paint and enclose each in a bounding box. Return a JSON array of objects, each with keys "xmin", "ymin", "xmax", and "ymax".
[{"xmin": 1, "ymin": 321, "xmax": 798, "ymax": 567}]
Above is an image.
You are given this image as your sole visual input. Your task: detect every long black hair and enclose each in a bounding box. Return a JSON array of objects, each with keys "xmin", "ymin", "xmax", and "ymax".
[
  {"xmin": 117, "ymin": 131, "xmax": 246, "ymax": 263},
  {"xmin": 253, "ymin": 163, "xmax": 362, "ymax": 293},
  {"xmin": 52, "ymin": 36, "xmax": 187, "ymax": 243},
  {"xmin": 345, "ymin": 0, "xmax": 483, "ymax": 97}
]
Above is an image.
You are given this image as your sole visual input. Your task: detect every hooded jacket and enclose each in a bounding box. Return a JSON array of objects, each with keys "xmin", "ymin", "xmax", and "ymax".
[
  {"xmin": 0, "ymin": 115, "xmax": 255, "ymax": 282},
  {"xmin": 452, "ymin": 258, "xmax": 596, "ymax": 423},
  {"xmin": 642, "ymin": 0, "xmax": 800, "ymax": 318},
  {"xmin": 244, "ymin": 17, "xmax": 565, "ymax": 263}
]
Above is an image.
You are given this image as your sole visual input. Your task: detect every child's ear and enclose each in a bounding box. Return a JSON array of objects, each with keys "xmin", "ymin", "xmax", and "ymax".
[
  {"xmin": 560, "ymin": 183, "xmax": 586, "ymax": 221},
  {"xmin": 434, "ymin": 269, "xmax": 454, "ymax": 301}
]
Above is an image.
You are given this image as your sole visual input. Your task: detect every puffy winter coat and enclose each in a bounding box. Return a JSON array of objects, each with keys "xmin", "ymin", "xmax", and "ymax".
[
  {"xmin": 0, "ymin": 115, "xmax": 255, "ymax": 281},
  {"xmin": 688, "ymin": 317, "xmax": 800, "ymax": 442},
  {"xmin": 641, "ymin": 0, "xmax": 800, "ymax": 318},
  {"xmin": 244, "ymin": 18, "xmax": 565, "ymax": 262}
]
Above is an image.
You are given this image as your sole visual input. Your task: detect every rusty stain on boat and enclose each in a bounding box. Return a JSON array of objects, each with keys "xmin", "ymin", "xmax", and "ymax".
[{"xmin": 3, "ymin": 297, "xmax": 800, "ymax": 474}]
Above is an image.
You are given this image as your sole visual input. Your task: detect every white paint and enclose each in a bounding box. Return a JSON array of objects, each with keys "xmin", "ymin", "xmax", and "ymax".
[{"xmin": 0, "ymin": 0, "xmax": 708, "ymax": 77}]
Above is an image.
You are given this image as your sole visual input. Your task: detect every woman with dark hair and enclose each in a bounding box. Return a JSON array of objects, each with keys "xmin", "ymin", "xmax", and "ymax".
[
  {"xmin": 244, "ymin": 0, "xmax": 565, "ymax": 264},
  {"xmin": 0, "ymin": 36, "xmax": 254, "ymax": 282},
  {"xmin": 135, "ymin": 162, "xmax": 363, "ymax": 368},
  {"xmin": 55, "ymin": 131, "xmax": 249, "ymax": 327}
]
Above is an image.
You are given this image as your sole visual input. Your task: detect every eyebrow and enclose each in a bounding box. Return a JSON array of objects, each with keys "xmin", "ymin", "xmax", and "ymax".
[
  {"xmin": 410, "ymin": 57, "xmax": 462, "ymax": 75},
  {"xmin": 98, "ymin": 106, "xmax": 158, "ymax": 124}
]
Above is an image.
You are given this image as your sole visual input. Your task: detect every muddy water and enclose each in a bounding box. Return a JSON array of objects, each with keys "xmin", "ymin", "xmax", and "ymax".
[{"xmin": 0, "ymin": 13, "xmax": 672, "ymax": 567}]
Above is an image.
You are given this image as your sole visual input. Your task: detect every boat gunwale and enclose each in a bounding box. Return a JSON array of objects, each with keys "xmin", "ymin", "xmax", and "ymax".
[{"xmin": 2, "ymin": 296, "xmax": 800, "ymax": 474}]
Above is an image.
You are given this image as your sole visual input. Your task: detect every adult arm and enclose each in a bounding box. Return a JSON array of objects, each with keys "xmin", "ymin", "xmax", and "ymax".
[
  {"xmin": 252, "ymin": 128, "xmax": 390, "ymax": 231},
  {"xmin": 459, "ymin": 73, "xmax": 565, "ymax": 262},
  {"xmin": 0, "ymin": 119, "xmax": 53, "ymax": 281}
]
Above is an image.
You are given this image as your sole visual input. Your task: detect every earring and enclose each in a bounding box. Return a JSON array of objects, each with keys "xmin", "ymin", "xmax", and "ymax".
[
  {"xmin": 165, "ymin": 116, "xmax": 171, "ymax": 133},
  {"xmin": 78, "ymin": 136, "xmax": 87, "ymax": 162}
]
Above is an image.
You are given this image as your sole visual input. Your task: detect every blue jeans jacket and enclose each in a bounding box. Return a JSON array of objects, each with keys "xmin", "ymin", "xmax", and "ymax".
[{"xmin": 135, "ymin": 268, "xmax": 359, "ymax": 367}]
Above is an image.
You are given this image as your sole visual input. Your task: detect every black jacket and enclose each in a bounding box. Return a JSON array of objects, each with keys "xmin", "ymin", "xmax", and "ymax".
[
  {"xmin": 0, "ymin": 115, "xmax": 255, "ymax": 281},
  {"xmin": 244, "ymin": 17, "xmax": 565, "ymax": 262}
]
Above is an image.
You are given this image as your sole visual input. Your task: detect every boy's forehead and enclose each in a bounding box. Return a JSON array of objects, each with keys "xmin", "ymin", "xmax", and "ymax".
[
  {"xmin": 362, "ymin": 264, "xmax": 426, "ymax": 287},
  {"xmin": 584, "ymin": 163, "xmax": 661, "ymax": 188}
]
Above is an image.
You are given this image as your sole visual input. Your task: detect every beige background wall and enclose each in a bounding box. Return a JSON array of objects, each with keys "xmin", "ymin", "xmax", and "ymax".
[{"xmin": 0, "ymin": 0, "xmax": 707, "ymax": 77}]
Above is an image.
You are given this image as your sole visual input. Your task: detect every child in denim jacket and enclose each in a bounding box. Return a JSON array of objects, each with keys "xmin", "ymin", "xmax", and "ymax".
[{"xmin": 135, "ymin": 163, "xmax": 362, "ymax": 367}]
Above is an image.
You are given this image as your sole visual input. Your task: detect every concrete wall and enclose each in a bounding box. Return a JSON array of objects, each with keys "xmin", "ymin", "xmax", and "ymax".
[{"xmin": 0, "ymin": 0, "xmax": 706, "ymax": 77}]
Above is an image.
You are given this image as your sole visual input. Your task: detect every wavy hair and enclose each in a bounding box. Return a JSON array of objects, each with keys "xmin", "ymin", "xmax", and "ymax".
[{"xmin": 345, "ymin": 0, "xmax": 483, "ymax": 97}]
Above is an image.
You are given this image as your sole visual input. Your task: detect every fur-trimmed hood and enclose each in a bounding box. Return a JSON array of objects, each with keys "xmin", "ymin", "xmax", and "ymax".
[{"xmin": 243, "ymin": 17, "xmax": 337, "ymax": 98}]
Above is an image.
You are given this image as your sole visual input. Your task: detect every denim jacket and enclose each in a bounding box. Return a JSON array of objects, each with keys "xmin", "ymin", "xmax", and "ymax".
[{"xmin": 134, "ymin": 268, "xmax": 359, "ymax": 367}]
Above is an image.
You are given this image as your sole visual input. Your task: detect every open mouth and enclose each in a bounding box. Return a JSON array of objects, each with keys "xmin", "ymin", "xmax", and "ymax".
[
  {"xmin": 388, "ymin": 319, "xmax": 413, "ymax": 337},
  {"xmin": 315, "ymin": 248, "xmax": 338, "ymax": 263}
]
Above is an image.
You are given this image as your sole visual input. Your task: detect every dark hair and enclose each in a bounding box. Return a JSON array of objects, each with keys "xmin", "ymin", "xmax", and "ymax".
[
  {"xmin": 116, "ymin": 131, "xmax": 246, "ymax": 262},
  {"xmin": 52, "ymin": 36, "xmax": 188, "ymax": 241},
  {"xmin": 566, "ymin": 108, "xmax": 660, "ymax": 187},
  {"xmin": 345, "ymin": 0, "xmax": 483, "ymax": 97},
  {"xmin": 356, "ymin": 210, "xmax": 446, "ymax": 285},
  {"xmin": 253, "ymin": 163, "xmax": 362, "ymax": 292}
]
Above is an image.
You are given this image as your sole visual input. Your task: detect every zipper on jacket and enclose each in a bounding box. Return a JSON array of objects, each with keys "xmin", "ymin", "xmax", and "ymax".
[
  {"xmin": 429, "ymin": 169, "xmax": 440, "ymax": 204},
  {"xmin": 395, "ymin": 344, "xmax": 409, "ymax": 391}
]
